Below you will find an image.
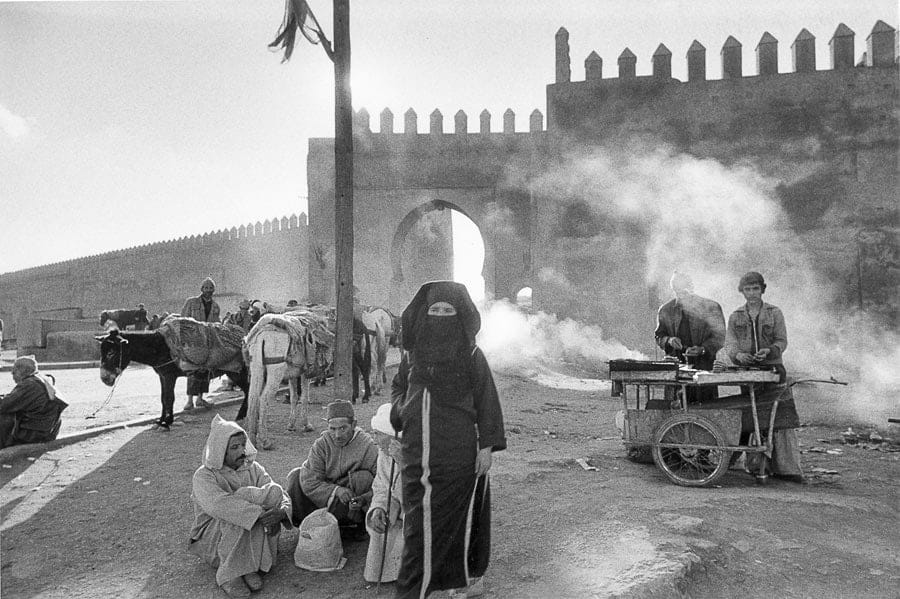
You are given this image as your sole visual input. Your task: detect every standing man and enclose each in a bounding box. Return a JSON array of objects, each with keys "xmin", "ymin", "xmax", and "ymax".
[
  {"xmin": 226, "ymin": 300, "xmax": 254, "ymax": 332},
  {"xmin": 654, "ymin": 271, "xmax": 726, "ymax": 403},
  {"xmin": 182, "ymin": 277, "xmax": 221, "ymax": 411},
  {"xmin": 0, "ymin": 356, "xmax": 68, "ymax": 448},
  {"xmin": 286, "ymin": 400, "xmax": 378, "ymax": 540},
  {"xmin": 724, "ymin": 270, "xmax": 803, "ymax": 481},
  {"xmin": 134, "ymin": 303, "xmax": 149, "ymax": 331}
]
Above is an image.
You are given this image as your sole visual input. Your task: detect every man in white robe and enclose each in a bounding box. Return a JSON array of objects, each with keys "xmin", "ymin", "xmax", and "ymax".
[{"xmin": 189, "ymin": 415, "xmax": 291, "ymax": 598}]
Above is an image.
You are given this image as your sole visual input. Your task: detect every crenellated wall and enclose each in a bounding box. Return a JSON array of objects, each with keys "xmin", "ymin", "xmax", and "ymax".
[
  {"xmin": 0, "ymin": 215, "xmax": 309, "ymax": 349},
  {"xmin": 308, "ymin": 20, "xmax": 899, "ymax": 352},
  {"xmin": 307, "ymin": 107, "xmax": 550, "ymax": 317}
]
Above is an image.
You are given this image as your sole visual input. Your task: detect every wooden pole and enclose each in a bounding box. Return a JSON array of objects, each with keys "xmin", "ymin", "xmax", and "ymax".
[{"xmin": 332, "ymin": 0, "xmax": 354, "ymax": 400}]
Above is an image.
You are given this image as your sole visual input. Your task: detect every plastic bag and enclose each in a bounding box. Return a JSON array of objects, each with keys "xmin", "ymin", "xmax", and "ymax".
[{"xmin": 294, "ymin": 508, "xmax": 347, "ymax": 571}]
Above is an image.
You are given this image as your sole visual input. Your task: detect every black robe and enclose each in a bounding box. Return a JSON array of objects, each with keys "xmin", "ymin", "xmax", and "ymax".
[{"xmin": 390, "ymin": 349, "xmax": 506, "ymax": 599}]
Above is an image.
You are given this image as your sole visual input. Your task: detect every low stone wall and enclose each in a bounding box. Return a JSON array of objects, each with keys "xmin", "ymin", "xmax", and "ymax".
[{"xmin": 38, "ymin": 331, "xmax": 102, "ymax": 362}]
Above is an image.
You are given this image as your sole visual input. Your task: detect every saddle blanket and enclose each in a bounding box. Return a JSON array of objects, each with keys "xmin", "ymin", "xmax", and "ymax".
[{"xmin": 158, "ymin": 317, "xmax": 245, "ymax": 373}]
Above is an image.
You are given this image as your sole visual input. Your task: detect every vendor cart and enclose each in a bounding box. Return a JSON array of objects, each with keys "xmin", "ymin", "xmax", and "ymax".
[{"xmin": 609, "ymin": 359, "xmax": 781, "ymax": 487}]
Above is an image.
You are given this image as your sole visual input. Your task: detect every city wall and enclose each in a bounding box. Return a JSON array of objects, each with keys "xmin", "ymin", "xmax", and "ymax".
[
  {"xmin": 308, "ymin": 20, "xmax": 898, "ymax": 353},
  {"xmin": 0, "ymin": 215, "xmax": 309, "ymax": 356}
]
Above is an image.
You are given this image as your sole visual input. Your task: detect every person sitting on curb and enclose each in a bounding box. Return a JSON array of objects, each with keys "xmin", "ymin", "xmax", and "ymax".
[
  {"xmin": 364, "ymin": 403, "xmax": 405, "ymax": 584},
  {"xmin": 189, "ymin": 415, "xmax": 292, "ymax": 598},
  {"xmin": 0, "ymin": 356, "xmax": 68, "ymax": 449},
  {"xmin": 286, "ymin": 400, "xmax": 378, "ymax": 541}
]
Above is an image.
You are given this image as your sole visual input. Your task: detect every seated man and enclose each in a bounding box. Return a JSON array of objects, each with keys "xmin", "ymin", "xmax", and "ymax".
[
  {"xmin": 287, "ymin": 400, "xmax": 378, "ymax": 540},
  {"xmin": 189, "ymin": 415, "xmax": 291, "ymax": 598},
  {"xmin": 0, "ymin": 356, "xmax": 68, "ymax": 449},
  {"xmin": 719, "ymin": 271, "xmax": 803, "ymax": 482},
  {"xmin": 364, "ymin": 403, "xmax": 405, "ymax": 583}
]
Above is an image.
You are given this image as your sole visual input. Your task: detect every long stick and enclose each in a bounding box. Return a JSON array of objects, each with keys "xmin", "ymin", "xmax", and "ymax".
[{"xmin": 376, "ymin": 455, "xmax": 397, "ymax": 593}]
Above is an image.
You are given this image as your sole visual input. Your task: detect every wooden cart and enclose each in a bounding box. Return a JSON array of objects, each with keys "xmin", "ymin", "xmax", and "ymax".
[{"xmin": 610, "ymin": 360, "xmax": 781, "ymax": 487}]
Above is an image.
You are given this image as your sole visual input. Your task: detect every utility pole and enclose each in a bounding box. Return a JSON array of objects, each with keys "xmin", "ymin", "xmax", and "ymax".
[
  {"xmin": 332, "ymin": 0, "xmax": 354, "ymax": 400},
  {"xmin": 270, "ymin": 0, "xmax": 354, "ymax": 400}
]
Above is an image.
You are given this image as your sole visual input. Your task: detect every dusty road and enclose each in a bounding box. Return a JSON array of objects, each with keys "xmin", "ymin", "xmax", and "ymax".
[{"xmin": 1, "ymin": 360, "xmax": 898, "ymax": 598}]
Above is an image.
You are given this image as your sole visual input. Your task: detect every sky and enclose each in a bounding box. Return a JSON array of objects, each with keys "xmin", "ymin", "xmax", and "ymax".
[{"xmin": 0, "ymin": 0, "xmax": 897, "ymax": 273}]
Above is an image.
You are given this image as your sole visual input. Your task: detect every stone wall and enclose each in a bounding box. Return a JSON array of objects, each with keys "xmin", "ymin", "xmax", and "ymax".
[
  {"xmin": 307, "ymin": 20, "xmax": 898, "ymax": 353},
  {"xmin": 0, "ymin": 215, "xmax": 309, "ymax": 355}
]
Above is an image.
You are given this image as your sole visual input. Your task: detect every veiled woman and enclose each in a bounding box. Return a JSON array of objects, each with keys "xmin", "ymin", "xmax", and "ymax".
[{"xmin": 390, "ymin": 281, "xmax": 506, "ymax": 599}]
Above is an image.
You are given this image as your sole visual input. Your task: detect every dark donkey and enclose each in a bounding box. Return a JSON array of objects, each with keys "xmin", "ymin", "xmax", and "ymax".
[
  {"xmin": 96, "ymin": 329, "xmax": 250, "ymax": 428},
  {"xmin": 99, "ymin": 308, "xmax": 150, "ymax": 330}
]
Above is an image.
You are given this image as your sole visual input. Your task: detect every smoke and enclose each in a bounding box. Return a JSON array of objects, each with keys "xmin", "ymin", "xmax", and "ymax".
[
  {"xmin": 495, "ymin": 137, "xmax": 898, "ymax": 426},
  {"xmin": 477, "ymin": 298, "xmax": 646, "ymax": 385}
]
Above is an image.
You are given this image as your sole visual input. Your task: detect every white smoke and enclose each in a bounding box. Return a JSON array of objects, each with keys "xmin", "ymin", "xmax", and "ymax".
[
  {"xmin": 477, "ymin": 299, "xmax": 646, "ymax": 384},
  {"xmin": 503, "ymin": 139, "xmax": 899, "ymax": 426}
]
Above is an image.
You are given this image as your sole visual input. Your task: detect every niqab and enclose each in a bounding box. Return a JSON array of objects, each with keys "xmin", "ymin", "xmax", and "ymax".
[{"xmin": 401, "ymin": 281, "xmax": 480, "ymax": 366}]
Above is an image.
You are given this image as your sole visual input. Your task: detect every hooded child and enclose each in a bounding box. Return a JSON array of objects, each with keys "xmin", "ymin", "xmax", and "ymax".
[{"xmin": 364, "ymin": 403, "xmax": 405, "ymax": 583}]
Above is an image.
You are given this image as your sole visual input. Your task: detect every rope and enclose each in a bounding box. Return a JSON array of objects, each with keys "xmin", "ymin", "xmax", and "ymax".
[{"xmin": 86, "ymin": 368, "xmax": 124, "ymax": 419}]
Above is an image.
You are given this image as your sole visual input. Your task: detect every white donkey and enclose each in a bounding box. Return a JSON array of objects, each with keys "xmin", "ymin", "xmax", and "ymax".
[
  {"xmin": 242, "ymin": 309, "xmax": 334, "ymax": 450},
  {"xmin": 359, "ymin": 306, "xmax": 398, "ymax": 395}
]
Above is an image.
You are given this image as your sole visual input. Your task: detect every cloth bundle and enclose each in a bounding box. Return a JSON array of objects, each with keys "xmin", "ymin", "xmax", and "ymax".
[
  {"xmin": 157, "ymin": 317, "xmax": 245, "ymax": 373},
  {"xmin": 294, "ymin": 508, "xmax": 346, "ymax": 572},
  {"xmin": 243, "ymin": 310, "xmax": 335, "ymax": 377}
]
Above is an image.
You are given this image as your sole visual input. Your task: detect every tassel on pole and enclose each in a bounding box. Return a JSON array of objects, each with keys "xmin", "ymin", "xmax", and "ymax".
[{"xmin": 269, "ymin": 0, "xmax": 334, "ymax": 62}]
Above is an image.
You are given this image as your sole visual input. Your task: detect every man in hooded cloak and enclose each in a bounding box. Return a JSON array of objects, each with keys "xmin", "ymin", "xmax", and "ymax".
[{"xmin": 189, "ymin": 415, "xmax": 291, "ymax": 597}]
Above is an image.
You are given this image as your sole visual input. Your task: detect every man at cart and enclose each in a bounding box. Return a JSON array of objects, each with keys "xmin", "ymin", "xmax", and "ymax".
[
  {"xmin": 654, "ymin": 271, "xmax": 726, "ymax": 405},
  {"xmin": 710, "ymin": 271, "xmax": 804, "ymax": 482}
]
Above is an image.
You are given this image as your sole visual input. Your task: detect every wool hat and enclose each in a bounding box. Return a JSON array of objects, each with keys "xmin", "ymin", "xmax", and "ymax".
[
  {"xmin": 370, "ymin": 403, "xmax": 399, "ymax": 437},
  {"xmin": 738, "ymin": 271, "xmax": 766, "ymax": 292},
  {"xmin": 325, "ymin": 400, "xmax": 355, "ymax": 422},
  {"xmin": 201, "ymin": 276, "xmax": 216, "ymax": 289}
]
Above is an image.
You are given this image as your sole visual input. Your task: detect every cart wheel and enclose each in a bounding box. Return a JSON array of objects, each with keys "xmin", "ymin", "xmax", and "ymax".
[{"xmin": 652, "ymin": 413, "xmax": 730, "ymax": 487}]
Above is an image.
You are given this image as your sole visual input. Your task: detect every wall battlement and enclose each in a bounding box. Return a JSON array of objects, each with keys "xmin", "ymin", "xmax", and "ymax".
[
  {"xmin": 555, "ymin": 20, "xmax": 897, "ymax": 83},
  {"xmin": 350, "ymin": 107, "xmax": 545, "ymax": 136}
]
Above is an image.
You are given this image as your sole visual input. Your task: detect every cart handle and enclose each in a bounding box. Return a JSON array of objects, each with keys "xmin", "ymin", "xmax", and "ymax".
[{"xmin": 788, "ymin": 377, "xmax": 848, "ymax": 387}]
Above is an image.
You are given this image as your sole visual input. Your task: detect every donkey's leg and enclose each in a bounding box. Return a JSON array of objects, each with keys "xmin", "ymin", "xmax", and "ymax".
[
  {"xmin": 234, "ymin": 368, "xmax": 249, "ymax": 422},
  {"xmin": 246, "ymin": 358, "xmax": 266, "ymax": 445},
  {"xmin": 287, "ymin": 375, "xmax": 299, "ymax": 432},
  {"xmin": 159, "ymin": 373, "xmax": 177, "ymax": 428},
  {"xmin": 256, "ymin": 363, "xmax": 284, "ymax": 450}
]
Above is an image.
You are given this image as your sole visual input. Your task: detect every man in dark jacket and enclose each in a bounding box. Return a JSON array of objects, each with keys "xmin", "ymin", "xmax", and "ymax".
[
  {"xmin": 654, "ymin": 271, "xmax": 726, "ymax": 403},
  {"xmin": 0, "ymin": 356, "xmax": 68, "ymax": 448}
]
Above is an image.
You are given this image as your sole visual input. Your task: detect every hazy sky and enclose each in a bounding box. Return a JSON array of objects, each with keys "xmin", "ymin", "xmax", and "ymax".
[{"xmin": 1, "ymin": 0, "xmax": 896, "ymax": 273}]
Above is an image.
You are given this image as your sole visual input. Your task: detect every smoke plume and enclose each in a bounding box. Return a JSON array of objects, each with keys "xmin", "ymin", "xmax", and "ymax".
[{"xmin": 489, "ymin": 137, "xmax": 898, "ymax": 426}]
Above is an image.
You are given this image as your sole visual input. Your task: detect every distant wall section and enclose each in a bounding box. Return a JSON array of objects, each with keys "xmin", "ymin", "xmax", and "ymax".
[{"xmin": 0, "ymin": 215, "xmax": 309, "ymax": 352}]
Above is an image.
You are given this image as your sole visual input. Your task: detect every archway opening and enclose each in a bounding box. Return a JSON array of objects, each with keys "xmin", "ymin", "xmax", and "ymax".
[
  {"xmin": 391, "ymin": 201, "xmax": 486, "ymax": 306},
  {"xmin": 515, "ymin": 286, "xmax": 533, "ymax": 309},
  {"xmin": 451, "ymin": 210, "xmax": 485, "ymax": 303}
]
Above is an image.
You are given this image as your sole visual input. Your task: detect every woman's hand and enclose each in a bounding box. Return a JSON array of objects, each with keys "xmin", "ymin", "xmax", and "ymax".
[{"xmin": 474, "ymin": 447, "xmax": 493, "ymax": 477}]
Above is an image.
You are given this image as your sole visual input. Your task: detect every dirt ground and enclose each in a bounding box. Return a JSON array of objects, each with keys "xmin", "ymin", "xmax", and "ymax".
[{"xmin": 1, "ymin": 360, "xmax": 899, "ymax": 599}]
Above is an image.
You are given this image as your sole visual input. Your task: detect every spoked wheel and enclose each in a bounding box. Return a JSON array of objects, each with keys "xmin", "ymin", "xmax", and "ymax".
[{"xmin": 652, "ymin": 413, "xmax": 731, "ymax": 487}]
